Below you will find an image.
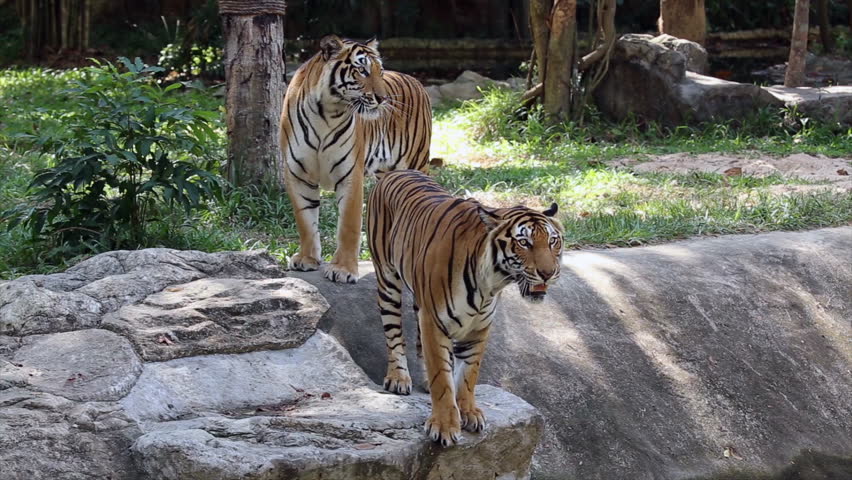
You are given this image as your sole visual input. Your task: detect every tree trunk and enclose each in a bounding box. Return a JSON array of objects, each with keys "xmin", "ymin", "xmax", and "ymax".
[
  {"xmin": 659, "ymin": 0, "xmax": 706, "ymax": 45},
  {"xmin": 816, "ymin": 0, "xmax": 833, "ymax": 53},
  {"xmin": 220, "ymin": 1, "xmax": 286, "ymax": 187},
  {"xmin": 785, "ymin": 0, "xmax": 810, "ymax": 87},
  {"xmin": 529, "ymin": 0, "xmax": 552, "ymax": 81},
  {"xmin": 17, "ymin": 0, "xmax": 89, "ymax": 60},
  {"xmin": 379, "ymin": 0, "xmax": 394, "ymax": 38},
  {"xmin": 543, "ymin": 0, "xmax": 577, "ymax": 121}
]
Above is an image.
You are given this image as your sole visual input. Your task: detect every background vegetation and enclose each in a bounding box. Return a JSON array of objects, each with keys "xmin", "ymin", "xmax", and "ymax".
[
  {"xmin": 0, "ymin": 0, "xmax": 850, "ymax": 278},
  {"xmin": 1, "ymin": 64, "xmax": 849, "ymax": 278}
]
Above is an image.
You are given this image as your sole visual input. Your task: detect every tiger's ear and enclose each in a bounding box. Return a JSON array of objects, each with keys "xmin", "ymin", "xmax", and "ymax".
[
  {"xmin": 543, "ymin": 202, "xmax": 558, "ymax": 217},
  {"xmin": 365, "ymin": 37, "xmax": 380, "ymax": 51},
  {"xmin": 478, "ymin": 207, "xmax": 501, "ymax": 232},
  {"xmin": 320, "ymin": 35, "xmax": 343, "ymax": 61}
]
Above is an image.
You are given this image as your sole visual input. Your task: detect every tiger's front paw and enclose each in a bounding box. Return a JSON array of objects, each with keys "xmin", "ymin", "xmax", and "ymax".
[
  {"xmin": 383, "ymin": 369, "xmax": 412, "ymax": 395},
  {"xmin": 424, "ymin": 408, "xmax": 461, "ymax": 447},
  {"xmin": 459, "ymin": 405, "xmax": 486, "ymax": 433},
  {"xmin": 289, "ymin": 253, "xmax": 320, "ymax": 271},
  {"xmin": 322, "ymin": 262, "xmax": 358, "ymax": 283}
]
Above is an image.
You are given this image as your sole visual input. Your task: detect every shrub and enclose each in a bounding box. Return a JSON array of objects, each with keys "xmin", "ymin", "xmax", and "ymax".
[{"xmin": 3, "ymin": 57, "xmax": 222, "ymax": 254}]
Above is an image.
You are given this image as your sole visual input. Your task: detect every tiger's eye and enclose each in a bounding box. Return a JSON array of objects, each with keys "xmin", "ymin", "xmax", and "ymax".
[{"xmin": 518, "ymin": 239, "xmax": 531, "ymax": 248}]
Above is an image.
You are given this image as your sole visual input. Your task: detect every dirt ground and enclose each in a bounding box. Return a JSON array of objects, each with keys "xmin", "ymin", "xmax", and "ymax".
[{"xmin": 609, "ymin": 153, "xmax": 852, "ymax": 192}]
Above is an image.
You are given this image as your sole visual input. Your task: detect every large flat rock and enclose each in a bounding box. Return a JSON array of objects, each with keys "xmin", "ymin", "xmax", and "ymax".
[
  {"xmin": 764, "ymin": 85, "xmax": 852, "ymax": 127},
  {"xmin": 289, "ymin": 227, "xmax": 852, "ymax": 480},
  {"xmin": 0, "ymin": 249, "xmax": 286, "ymax": 335},
  {"xmin": 102, "ymin": 277, "xmax": 327, "ymax": 361},
  {"xmin": 120, "ymin": 332, "xmax": 373, "ymax": 423},
  {"xmin": 0, "ymin": 388, "xmax": 141, "ymax": 480},
  {"xmin": 0, "ymin": 329, "xmax": 141, "ymax": 401},
  {"xmin": 131, "ymin": 385, "xmax": 542, "ymax": 480}
]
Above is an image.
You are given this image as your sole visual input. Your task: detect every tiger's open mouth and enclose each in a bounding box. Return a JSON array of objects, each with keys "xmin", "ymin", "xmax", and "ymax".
[{"xmin": 518, "ymin": 281, "xmax": 548, "ymax": 304}]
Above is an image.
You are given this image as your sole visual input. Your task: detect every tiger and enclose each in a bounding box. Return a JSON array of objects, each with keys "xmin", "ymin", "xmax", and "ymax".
[
  {"xmin": 366, "ymin": 169, "xmax": 564, "ymax": 446},
  {"xmin": 280, "ymin": 35, "xmax": 431, "ymax": 284}
]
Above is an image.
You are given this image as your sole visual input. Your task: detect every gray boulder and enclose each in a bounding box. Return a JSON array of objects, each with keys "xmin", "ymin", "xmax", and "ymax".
[
  {"xmin": 594, "ymin": 34, "xmax": 781, "ymax": 126},
  {"xmin": 132, "ymin": 385, "xmax": 541, "ymax": 480},
  {"xmin": 102, "ymin": 277, "xmax": 327, "ymax": 361},
  {"xmin": 0, "ymin": 388, "xmax": 142, "ymax": 480},
  {"xmin": 764, "ymin": 85, "xmax": 852, "ymax": 127},
  {"xmin": 0, "ymin": 280, "xmax": 102, "ymax": 336},
  {"xmin": 0, "ymin": 249, "xmax": 286, "ymax": 335},
  {"xmin": 120, "ymin": 332, "xmax": 372, "ymax": 423},
  {"xmin": 0, "ymin": 247, "xmax": 542, "ymax": 479},
  {"xmin": 0, "ymin": 329, "xmax": 141, "ymax": 401},
  {"xmin": 428, "ymin": 70, "xmax": 511, "ymax": 106},
  {"xmin": 651, "ymin": 33, "xmax": 708, "ymax": 74},
  {"xmin": 289, "ymin": 227, "xmax": 852, "ymax": 480}
]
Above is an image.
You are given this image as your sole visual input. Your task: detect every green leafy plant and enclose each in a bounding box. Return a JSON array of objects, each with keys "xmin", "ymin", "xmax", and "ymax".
[{"xmin": 3, "ymin": 57, "xmax": 222, "ymax": 254}]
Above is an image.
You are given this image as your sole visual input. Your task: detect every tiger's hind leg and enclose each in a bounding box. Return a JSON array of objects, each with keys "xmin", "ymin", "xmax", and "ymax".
[{"xmin": 377, "ymin": 267, "xmax": 412, "ymax": 395}]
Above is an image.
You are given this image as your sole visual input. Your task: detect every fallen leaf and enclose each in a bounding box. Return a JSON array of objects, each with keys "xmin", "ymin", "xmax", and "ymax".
[
  {"xmin": 723, "ymin": 167, "xmax": 742, "ymax": 176},
  {"xmin": 157, "ymin": 334, "xmax": 174, "ymax": 345},
  {"xmin": 579, "ymin": 211, "xmax": 591, "ymax": 218},
  {"xmin": 354, "ymin": 443, "xmax": 377, "ymax": 450},
  {"xmin": 165, "ymin": 287, "xmax": 183, "ymax": 292},
  {"xmin": 837, "ymin": 169, "xmax": 849, "ymax": 176},
  {"xmin": 321, "ymin": 392, "xmax": 332, "ymax": 400},
  {"xmin": 723, "ymin": 446, "xmax": 743, "ymax": 460}
]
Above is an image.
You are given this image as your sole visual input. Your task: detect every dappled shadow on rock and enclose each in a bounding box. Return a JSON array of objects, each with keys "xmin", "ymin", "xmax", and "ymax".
[{"xmin": 292, "ymin": 227, "xmax": 852, "ymax": 480}]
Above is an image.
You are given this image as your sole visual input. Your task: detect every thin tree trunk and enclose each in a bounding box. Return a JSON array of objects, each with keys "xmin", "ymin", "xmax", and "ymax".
[
  {"xmin": 659, "ymin": 0, "xmax": 706, "ymax": 45},
  {"xmin": 816, "ymin": 0, "xmax": 833, "ymax": 53},
  {"xmin": 543, "ymin": 0, "xmax": 577, "ymax": 121},
  {"xmin": 529, "ymin": 0, "xmax": 552, "ymax": 81},
  {"xmin": 17, "ymin": 0, "xmax": 89, "ymax": 60},
  {"xmin": 785, "ymin": 0, "xmax": 810, "ymax": 87},
  {"xmin": 379, "ymin": 0, "xmax": 394, "ymax": 38},
  {"xmin": 220, "ymin": 2, "xmax": 286, "ymax": 187}
]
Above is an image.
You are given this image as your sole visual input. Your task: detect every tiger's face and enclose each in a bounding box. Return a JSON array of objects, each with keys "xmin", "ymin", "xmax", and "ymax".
[
  {"xmin": 319, "ymin": 35, "xmax": 389, "ymax": 121},
  {"xmin": 484, "ymin": 203, "xmax": 564, "ymax": 304}
]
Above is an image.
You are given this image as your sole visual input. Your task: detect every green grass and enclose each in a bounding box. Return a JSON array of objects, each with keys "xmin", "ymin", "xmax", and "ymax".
[
  {"xmin": 433, "ymin": 88, "xmax": 852, "ymax": 162},
  {"xmin": 1, "ymin": 69, "xmax": 850, "ymax": 278}
]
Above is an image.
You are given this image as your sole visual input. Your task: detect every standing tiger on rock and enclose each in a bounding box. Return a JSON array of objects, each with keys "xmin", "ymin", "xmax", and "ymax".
[
  {"xmin": 367, "ymin": 170, "xmax": 564, "ymax": 446},
  {"xmin": 280, "ymin": 35, "xmax": 431, "ymax": 284}
]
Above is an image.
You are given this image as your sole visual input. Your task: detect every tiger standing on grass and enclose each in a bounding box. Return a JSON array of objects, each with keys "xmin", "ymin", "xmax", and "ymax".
[
  {"xmin": 280, "ymin": 35, "xmax": 431, "ymax": 283},
  {"xmin": 367, "ymin": 169, "xmax": 564, "ymax": 446}
]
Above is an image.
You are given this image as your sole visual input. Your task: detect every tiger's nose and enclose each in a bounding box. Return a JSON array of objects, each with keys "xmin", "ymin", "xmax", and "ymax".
[
  {"xmin": 375, "ymin": 95, "xmax": 386, "ymax": 104},
  {"xmin": 538, "ymin": 269, "xmax": 555, "ymax": 282}
]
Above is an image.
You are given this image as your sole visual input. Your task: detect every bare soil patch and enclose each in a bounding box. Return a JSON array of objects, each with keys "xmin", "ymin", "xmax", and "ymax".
[{"xmin": 610, "ymin": 152, "xmax": 852, "ymax": 189}]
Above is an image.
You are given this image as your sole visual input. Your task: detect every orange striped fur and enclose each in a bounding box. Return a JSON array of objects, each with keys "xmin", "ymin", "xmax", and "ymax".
[
  {"xmin": 367, "ymin": 170, "xmax": 564, "ymax": 446},
  {"xmin": 280, "ymin": 35, "xmax": 431, "ymax": 283}
]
